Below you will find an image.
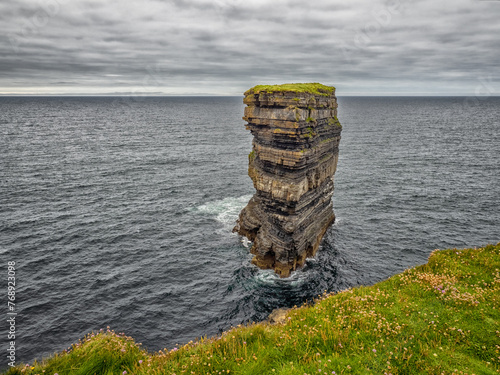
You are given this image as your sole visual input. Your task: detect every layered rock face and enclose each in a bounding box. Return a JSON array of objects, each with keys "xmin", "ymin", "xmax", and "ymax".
[{"xmin": 233, "ymin": 83, "xmax": 342, "ymax": 278}]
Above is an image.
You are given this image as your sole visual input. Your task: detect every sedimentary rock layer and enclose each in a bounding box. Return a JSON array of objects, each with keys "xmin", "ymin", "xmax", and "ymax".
[{"xmin": 233, "ymin": 83, "xmax": 342, "ymax": 277}]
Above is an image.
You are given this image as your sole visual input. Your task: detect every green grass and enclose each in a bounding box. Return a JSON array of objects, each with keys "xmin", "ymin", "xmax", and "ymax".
[
  {"xmin": 4, "ymin": 330, "xmax": 146, "ymax": 375},
  {"xmin": 245, "ymin": 83, "xmax": 335, "ymax": 96},
  {"xmin": 5, "ymin": 244, "xmax": 499, "ymax": 375}
]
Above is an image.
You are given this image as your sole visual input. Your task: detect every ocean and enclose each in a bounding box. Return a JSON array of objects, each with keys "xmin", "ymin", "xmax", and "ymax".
[{"xmin": 0, "ymin": 96, "xmax": 498, "ymax": 367}]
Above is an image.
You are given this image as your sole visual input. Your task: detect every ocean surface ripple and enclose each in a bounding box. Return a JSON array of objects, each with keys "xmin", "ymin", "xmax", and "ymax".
[{"xmin": 1, "ymin": 96, "xmax": 499, "ymax": 365}]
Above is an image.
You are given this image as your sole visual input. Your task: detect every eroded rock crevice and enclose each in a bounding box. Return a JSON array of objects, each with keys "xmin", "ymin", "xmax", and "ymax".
[{"xmin": 233, "ymin": 83, "xmax": 342, "ymax": 278}]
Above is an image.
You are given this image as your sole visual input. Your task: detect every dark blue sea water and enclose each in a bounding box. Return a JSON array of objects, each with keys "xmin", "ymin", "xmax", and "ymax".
[{"xmin": 1, "ymin": 96, "xmax": 499, "ymax": 367}]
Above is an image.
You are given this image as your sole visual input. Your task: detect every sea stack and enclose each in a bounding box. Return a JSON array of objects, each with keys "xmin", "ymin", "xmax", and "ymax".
[{"xmin": 233, "ymin": 83, "xmax": 342, "ymax": 278}]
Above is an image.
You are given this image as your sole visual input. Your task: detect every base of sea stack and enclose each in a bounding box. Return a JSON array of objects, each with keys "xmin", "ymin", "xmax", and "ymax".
[
  {"xmin": 250, "ymin": 215, "xmax": 335, "ymax": 278},
  {"xmin": 233, "ymin": 83, "xmax": 342, "ymax": 278}
]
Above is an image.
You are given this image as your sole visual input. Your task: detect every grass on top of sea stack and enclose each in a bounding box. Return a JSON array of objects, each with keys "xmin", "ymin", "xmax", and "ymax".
[
  {"xmin": 4, "ymin": 244, "xmax": 499, "ymax": 375},
  {"xmin": 245, "ymin": 83, "xmax": 335, "ymax": 96}
]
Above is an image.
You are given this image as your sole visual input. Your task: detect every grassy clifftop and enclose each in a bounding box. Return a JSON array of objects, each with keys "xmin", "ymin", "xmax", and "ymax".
[
  {"xmin": 5, "ymin": 243, "xmax": 499, "ymax": 375},
  {"xmin": 244, "ymin": 83, "xmax": 335, "ymax": 96}
]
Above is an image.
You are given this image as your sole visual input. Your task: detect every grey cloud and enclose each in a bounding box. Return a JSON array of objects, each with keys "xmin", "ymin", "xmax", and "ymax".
[{"xmin": 0, "ymin": 0, "xmax": 499, "ymax": 95}]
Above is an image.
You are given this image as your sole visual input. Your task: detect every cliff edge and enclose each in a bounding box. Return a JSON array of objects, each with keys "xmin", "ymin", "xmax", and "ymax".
[{"xmin": 233, "ymin": 83, "xmax": 342, "ymax": 277}]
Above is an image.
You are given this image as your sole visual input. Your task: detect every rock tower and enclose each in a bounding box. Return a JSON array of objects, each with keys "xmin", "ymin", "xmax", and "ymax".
[{"xmin": 233, "ymin": 83, "xmax": 342, "ymax": 277}]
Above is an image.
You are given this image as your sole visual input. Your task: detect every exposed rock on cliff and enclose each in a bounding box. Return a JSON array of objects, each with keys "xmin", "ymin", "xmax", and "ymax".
[{"xmin": 233, "ymin": 83, "xmax": 342, "ymax": 278}]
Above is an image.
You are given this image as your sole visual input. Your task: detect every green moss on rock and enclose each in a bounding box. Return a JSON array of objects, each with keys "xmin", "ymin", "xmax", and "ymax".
[
  {"xmin": 328, "ymin": 116, "xmax": 342, "ymax": 129},
  {"xmin": 248, "ymin": 150, "xmax": 256, "ymax": 162}
]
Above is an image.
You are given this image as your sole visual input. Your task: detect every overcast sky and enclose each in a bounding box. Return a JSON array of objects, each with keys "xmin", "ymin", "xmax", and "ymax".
[{"xmin": 1, "ymin": 0, "xmax": 499, "ymax": 95}]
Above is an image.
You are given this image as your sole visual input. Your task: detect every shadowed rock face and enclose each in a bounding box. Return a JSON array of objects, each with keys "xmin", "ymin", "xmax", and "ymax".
[{"xmin": 233, "ymin": 83, "xmax": 342, "ymax": 278}]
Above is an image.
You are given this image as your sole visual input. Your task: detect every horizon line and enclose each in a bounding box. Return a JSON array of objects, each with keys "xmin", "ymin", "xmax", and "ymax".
[{"xmin": 1, "ymin": 93, "xmax": 499, "ymax": 98}]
